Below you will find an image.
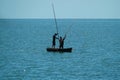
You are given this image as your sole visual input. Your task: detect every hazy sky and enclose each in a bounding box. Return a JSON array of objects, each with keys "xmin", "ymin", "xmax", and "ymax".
[{"xmin": 0, "ymin": 0, "xmax": 120, "ymax": 19}]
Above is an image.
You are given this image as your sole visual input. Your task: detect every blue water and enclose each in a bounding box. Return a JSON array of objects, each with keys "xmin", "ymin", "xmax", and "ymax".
[{"xmin": 0, "ymin": 19, "xmax": 120, "ymax": 80}]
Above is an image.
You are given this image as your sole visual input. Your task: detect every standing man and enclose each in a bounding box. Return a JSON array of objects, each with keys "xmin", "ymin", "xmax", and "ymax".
[
  {"xmin": 52, "ymin": 33, "xmax": 58, "ymax": 48},
  {"xmin": 59, "ymin": 35, "xmax": 66, "ymax": 49}
]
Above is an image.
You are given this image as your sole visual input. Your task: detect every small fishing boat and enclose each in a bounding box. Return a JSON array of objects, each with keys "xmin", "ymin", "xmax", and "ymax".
[
  {"xmin": 46, "ymin": 2, "xmax": 72, "ymax": 53},
  {"xmin": 47, "ymin": 48, "xmax": 72, "ymax": 52}
]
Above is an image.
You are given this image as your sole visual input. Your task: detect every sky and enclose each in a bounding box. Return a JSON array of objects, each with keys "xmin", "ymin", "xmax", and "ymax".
[{"xmin": 0, "ymin": 0, "xmax": 120, "ymax": 19}]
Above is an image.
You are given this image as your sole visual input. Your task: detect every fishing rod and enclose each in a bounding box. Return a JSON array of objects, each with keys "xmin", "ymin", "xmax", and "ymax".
[
  {"xmin": 64, "ymin": 24, "xmax": 73, "ymax": 37},
  {"xmin": 51, "ymin": 1, "xmax": 58, "ymax": 34}
]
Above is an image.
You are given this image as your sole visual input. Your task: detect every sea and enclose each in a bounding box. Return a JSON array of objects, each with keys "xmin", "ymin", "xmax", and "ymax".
[{"xmin": 0, "ymin": 19, "xmax": 120, "ymax": 80}]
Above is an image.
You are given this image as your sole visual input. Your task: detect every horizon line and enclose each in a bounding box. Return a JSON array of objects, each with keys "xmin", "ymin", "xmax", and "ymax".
[{"xmin": 0, "ymin": 18, "xmax": 120, "ymax": 19}]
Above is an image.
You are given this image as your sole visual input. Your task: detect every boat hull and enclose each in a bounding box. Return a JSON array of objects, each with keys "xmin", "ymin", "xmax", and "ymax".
[{"xmin": 47, "ymin": 48, "xmax": 72, "ymax": 52}]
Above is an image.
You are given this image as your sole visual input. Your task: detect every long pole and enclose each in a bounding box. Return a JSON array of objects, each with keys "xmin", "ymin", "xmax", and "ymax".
[{"xmin": 51, "ymin": 2, "xmax": 58, "ymax": 34}]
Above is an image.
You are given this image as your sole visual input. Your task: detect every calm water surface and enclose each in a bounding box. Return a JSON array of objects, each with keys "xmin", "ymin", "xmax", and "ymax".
[{"xmin": 0, "ymin": 19, "xmax": 120, "ymax": 80}]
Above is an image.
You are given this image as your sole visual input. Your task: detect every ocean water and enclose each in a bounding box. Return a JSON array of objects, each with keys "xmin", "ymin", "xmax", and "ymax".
[{"xmin": 0, "ymin": 19, "xmax": 120, "ymax": 80}]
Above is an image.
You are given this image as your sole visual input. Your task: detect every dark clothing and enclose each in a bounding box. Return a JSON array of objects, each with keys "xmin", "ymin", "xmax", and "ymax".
[
  {"xmin": 52, "ymin": 35, "xmax": 56, "ymax": 46},
  {"xmin": 59, "ymin": 39, "xmax": 64, "ymax": 49},
  {"xmin": 52, "ymin": 33, "xmax": 58, "ymax": 48},
  {"xmin": 59, "ymin": 35, "xmax": 66, "ymax": 49}
]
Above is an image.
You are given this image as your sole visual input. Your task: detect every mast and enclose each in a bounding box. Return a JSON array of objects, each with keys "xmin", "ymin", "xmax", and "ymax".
[{"xmin": 51, "ymin": 2, "xmax": 58, "ymax": 33}]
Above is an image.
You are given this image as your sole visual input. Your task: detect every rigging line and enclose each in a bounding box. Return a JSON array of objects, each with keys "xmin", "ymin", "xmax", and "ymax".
[{"xmin": 64, "ymin": 24, "xmax": 73, "ymax": 36}]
